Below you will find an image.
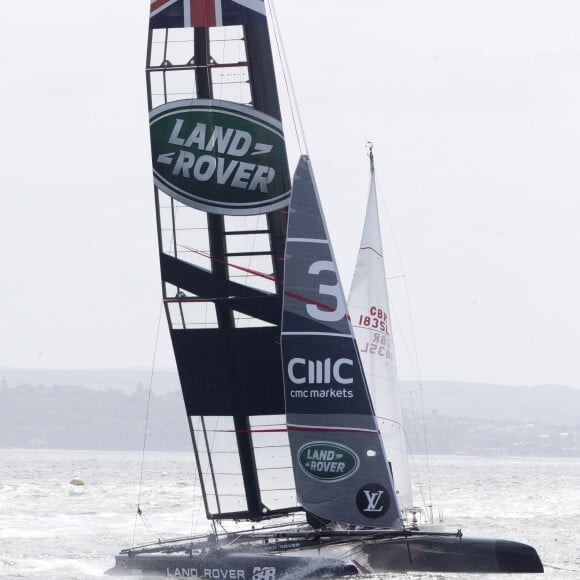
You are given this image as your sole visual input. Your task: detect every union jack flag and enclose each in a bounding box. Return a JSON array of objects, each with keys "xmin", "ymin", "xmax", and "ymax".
[{"xmin": 150, "ymin": 0, "xmax": 266, "ymax": 29}]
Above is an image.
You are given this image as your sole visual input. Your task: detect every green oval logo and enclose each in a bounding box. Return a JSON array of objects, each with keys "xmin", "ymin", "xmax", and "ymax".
[
  {"xmin": 298, "ymin": 442, "xmax": 359, "ymax": 482},
  {"xmin": 149, "ymin": 99, "xmax": 291, "ymax": 215}
]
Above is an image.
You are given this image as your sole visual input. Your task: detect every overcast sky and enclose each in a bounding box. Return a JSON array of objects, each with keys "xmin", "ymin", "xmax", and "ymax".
[{"xmin": 0, "ymin": 1, "xmax": 578, "ymax": 389}]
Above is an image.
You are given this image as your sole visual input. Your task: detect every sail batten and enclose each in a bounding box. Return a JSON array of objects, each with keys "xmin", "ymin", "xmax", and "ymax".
[{"xmin": 286, "ymin": 237, "xmax": 329, "ymax": 244}]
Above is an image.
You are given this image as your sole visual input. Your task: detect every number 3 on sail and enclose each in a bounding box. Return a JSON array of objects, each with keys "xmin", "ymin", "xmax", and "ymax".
[{"xmin": 306, "ymin": 261, "xmax": 346, "ymax": 322}]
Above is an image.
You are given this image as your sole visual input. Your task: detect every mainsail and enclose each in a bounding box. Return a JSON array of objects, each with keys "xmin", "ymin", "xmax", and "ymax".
[
  {"xmin": 146, "ymin": 0, "xmax": 298, "ymax": 521},
  {"xmin": 348, "ymin": 150, "xmax": 413, "ymax": 511},
  {"xmin": 281, "ymin": 156, "xmax": 402, "ymax": 528}
]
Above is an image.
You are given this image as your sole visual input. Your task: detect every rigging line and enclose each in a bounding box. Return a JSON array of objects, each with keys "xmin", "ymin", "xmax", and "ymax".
[
  {"xmin": 396, "ymin": 273, "xmax": 432, "ymax": 503},
  {"xmin": 216, "ymin": 26, "xmax": 225, "ymax": 101},
  {"xmin": 133, "ymin": 301, "xmax": 164, "ymax": 547},
  {"xmin": 138, "ymin": 509, "xmax": 162, "ymax": 543},
  {"xmin": 376, "ymin": 415, "xmax": 404, "ymax": 428},
  {"xmin": 190, "ymin": 464, "xmax": 202, "ymax": 538},
  {"xmin": 416, "ymin": 370, "xmax": 432, "ymax": 504},
  {"xmin": 407, "ymin": 389, "xmax": 432, "ymax": 513},
  {"xmin": 170, "ymin": 198, "xmax": 187, "ymax": 329},
  {"xmin": 267, "ymin": 0, "xmax": 309, "ymax": 155},
  {"xmin": 373, "ymin": 172, "xmax": 421, "ymax": 378},
  {"xmin": 162, "ymin": 28, "xmax": 169, "ymax": 103},
  {"xmin": 233, "ymin": 215, "xmax": 264, "ymax": 322},
  {"xmin": 389, "ymin": 301, "xmax": 420, "ymax": 383},
  {"xmin": 182, "ymin": 244, "xmax": 276, "ymax": 282},
  {"xmin": 179, "ymin": 243, "xmax": 337, "ymax": 312},
  {"xmin": 374, "ymin": 170, "xmax": 432, "ymax": 503},
  {"xmin": 402, "ymin": 417, "xmax": 430, "ymax": 515},
  {"xmin": 201, "ymin": 416, "xmax": 223, "ymax": 515},
  {"xmin": 190, "ymin": 417, "xmax": 213, "ymax": 528}
]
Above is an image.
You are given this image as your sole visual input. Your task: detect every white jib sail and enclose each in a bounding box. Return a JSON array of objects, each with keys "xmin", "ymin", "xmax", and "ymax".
[{"xmin": 348, "ymin": 155, "xmax": 413, "ymax": 511}]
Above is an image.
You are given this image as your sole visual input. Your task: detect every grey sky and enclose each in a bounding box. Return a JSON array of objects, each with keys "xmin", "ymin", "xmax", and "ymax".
[{"xmin": 0, "ymin": 1, "xmax": 578, "ymax": 389}]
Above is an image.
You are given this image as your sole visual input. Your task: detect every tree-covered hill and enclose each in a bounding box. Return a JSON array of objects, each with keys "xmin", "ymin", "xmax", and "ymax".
[{"xmin": 1, "ymin": 377, "xmax": 578, "ymax": 456}]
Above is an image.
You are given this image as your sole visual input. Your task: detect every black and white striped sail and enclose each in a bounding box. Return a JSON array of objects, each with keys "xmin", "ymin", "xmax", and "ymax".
[
  {"xmin": 146, "ymin": 1, "xmax": 298, "ymax": 522},
  {"xmin": 281, "ymin": 156, "xmax": 402, "ymax": 528}
]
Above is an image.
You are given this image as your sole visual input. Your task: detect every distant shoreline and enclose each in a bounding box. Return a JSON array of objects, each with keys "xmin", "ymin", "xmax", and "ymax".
[
  {"xmin": 1, "ymin": 447, "xmax": 578, "ymax": 462},
  {"xmin": 2, "ymin": 374, "xmax": 578, "ymax": 457}
]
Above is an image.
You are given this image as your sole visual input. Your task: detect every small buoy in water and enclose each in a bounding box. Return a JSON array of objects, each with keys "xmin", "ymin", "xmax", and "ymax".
[{"xmin": 69, "ymin": 475, "xmax": 85, "ymax": 486}]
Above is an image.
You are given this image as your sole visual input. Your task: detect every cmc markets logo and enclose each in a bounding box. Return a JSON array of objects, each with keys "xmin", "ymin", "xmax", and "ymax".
[
  {"xmin": 287, "ymin": 358, "xmax": 353, "ymax": 385},
  {"xmin": 149, "ymin": 99, "xmax": 290, "ymax": 215},
  {"xmin": 298, "ymin": 442, "xmax": 359, "ymax": 482}
]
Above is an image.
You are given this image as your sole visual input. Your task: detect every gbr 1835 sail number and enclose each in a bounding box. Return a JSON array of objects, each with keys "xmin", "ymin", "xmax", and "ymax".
[{"xmin": 357, "ymin": 306, "xmax": 389, "ymax": 333}]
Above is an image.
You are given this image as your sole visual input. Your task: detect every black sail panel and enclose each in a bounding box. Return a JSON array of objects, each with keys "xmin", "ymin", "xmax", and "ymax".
[
  {"xmin": 172, "ymin": 326, "xmax": 284, "ymax": 416},
  {"xmin": 281, "ymin": 156, "xmax": 402, "ymax": 528}
]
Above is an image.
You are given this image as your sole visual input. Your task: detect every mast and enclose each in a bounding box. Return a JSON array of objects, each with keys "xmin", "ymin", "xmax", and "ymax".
[
  {"xmin": 194, "ymin": 23, "xmax": 264, "ymax": 521},
  {"xmin": 146, "ymin": 2, "xmax": 296, "ymax": 522}
]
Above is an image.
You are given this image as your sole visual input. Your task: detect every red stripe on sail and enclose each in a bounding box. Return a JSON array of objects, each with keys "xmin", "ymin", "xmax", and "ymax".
[
  {"xmin": 180, "ymin": 244, "xmax": 339, "ymax": 313},
  {"xmin": 287, "ymin": 425, "xmax": 379, "ymax": 434},
  {"xmin": 360, "ymin": 245, "xmax": 383, "ymax": 258},
  {"xmin": 208, "ymin": 428, "xmax": 288, "ymax": 433}
]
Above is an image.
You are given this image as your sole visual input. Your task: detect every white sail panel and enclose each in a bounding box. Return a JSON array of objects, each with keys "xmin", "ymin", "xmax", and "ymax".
[
  {"xmin": 348, "ymin": 157, "xmax": 413, "ymax": 511},
  {"xmin": 191, "ymin": 416, "xmax": 249, "ymax": 515},
  {"xmin": 251, "ymin": 415, "xmax": 298, "ymax": 510}
]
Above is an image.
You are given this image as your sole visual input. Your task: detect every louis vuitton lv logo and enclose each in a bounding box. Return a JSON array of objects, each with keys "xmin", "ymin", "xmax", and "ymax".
[
  {"xmin": 356, "ymin": 483, "xmax": 390, "ymax": 519},
  {"xmin": 361, "ymin": 489, "xmax": 385, "ymax": 512}
]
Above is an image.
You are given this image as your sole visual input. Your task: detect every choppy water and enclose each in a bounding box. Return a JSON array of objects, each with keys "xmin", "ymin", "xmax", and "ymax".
[{"xmin": 0, "ymin": 450, "xmax": 577, "ymax": 579}]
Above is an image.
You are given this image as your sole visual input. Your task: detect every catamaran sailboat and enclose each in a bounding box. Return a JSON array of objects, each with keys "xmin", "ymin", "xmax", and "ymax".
[{"xmin": 107, "ymin": 1, "xmax": 543, "ymax": 576}]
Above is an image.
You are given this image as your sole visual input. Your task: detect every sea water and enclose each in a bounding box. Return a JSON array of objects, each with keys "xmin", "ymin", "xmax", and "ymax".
[{"xmin": 0, "ymin": 450, "xmax": 577, "ymax": 579}]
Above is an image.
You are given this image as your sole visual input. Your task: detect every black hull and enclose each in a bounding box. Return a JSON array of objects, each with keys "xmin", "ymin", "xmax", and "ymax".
[
  {"xmin": 363, "ymin": 535, "xmax": 544, "ymax": 573},
  {"xmin": 107, "ymin": 532, "xmax": 543, "ymax": 576}
]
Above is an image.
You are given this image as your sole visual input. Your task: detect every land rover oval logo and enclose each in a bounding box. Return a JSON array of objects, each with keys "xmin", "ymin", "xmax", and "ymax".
[
  {"xmin": 298, "ymin": 442, "xmax": 359, "ymax": 482},
  {"xmin": 149, "ymin": 99, "xmax": 291, "ymax": 215}
]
